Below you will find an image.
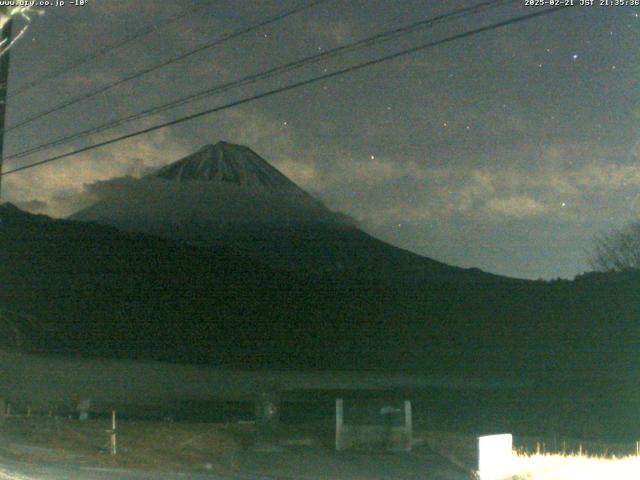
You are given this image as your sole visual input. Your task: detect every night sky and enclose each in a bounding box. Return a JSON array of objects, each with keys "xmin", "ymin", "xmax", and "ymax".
[{"xmin": 2, "ymin": 0, "xmax": 638, "ymax": 280}]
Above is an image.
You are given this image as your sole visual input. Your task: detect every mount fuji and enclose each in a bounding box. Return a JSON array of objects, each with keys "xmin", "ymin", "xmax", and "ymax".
[{"xmin": 70, "ymin": 141, "xmax": 478, "ymax": 279}]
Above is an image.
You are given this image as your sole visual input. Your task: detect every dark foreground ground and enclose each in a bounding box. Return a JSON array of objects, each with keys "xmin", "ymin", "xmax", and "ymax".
[
  {"xmin": 0, "ymin": 416, "xmax": 473, "ymax": 479},
  {"xmin": 0, "ymin": 449, "xmax": 470, "ymax": 480},
  {"xmin": 234, "ymin": 448, "xmax": 469, "ymax": 479},
  {"xmin": 4, "ymin": 415, "xmax": 633, "ymax": 479}
]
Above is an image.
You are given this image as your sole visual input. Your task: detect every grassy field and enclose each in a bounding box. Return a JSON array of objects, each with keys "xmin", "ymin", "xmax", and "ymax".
[
  {"xmin": 416, "ymin": 430, "xmax": 640, "ymax": 480},
  {"xmin": 509, "ymin": 452, "xmax": 640, "ymax": 480},
  {"xmin": 0, "ymin": 415, "xmax": 251, "ymax": 474},
  {"xmin": 509, "ymin": 434, "xmax": 640, "ymax": 479}
]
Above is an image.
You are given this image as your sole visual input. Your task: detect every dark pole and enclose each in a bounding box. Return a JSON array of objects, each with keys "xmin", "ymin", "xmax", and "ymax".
[{"xmin": 0, "ymin": 8, "xmax": 13, "ymax": 202}]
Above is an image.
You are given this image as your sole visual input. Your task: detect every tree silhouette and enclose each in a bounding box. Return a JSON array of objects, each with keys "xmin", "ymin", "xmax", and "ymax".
[{"xmin": 590, "ymin": 221, "xmax": 640, "ymax": 272}]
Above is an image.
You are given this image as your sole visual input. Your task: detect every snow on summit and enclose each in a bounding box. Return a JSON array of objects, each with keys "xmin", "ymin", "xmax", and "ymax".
[
  {"xmin": 151, "ymin": 142, "xmax": 306, "ymax": 194},
  {"xmin": 69, "ymin": 141, "xmax": 351, "ymax": 239}
]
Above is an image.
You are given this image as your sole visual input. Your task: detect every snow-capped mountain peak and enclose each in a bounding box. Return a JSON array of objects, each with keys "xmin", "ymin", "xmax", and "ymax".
[{"xmin": 149, "ymin": 141, "xmax": 305, "ymax": 195}]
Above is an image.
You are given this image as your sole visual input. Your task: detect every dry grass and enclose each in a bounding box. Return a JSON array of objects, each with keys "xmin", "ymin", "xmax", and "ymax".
[
  {"xmin": 509, "ymin": 452, "xmax": 640, "ymax": 480},
  {"xmin": 513, "ymin": 435, "xmax": 636, "ymax": 458},
  {"xmin": 0, "ymin": 415, "xmax": 252, "ymax": 474},
  {"xmin": 508, "ymin": 434, "xmax": 640, "ymax": 479},
  {"xmin": 416, "ymin": 430, "xmax": 640, "ymax": 480}
]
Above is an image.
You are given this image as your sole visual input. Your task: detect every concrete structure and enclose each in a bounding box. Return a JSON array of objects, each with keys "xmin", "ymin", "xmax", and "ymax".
[
  {"xmin": 477, "ymin": 433, "xmax": 514, "ymax": 480},
  {"xmin": 335, "ymin": 399, "xmax": 413, "ymax": 452}
]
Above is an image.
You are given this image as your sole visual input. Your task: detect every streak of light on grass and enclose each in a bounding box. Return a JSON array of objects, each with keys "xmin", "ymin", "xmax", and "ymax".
[
  {"xmin": 509, "ymin": 452, "xmax": 640, "ymax": 480},
  {"xmin": 0, "ymin": 468, "xmax": 38, "ymax": 480}
]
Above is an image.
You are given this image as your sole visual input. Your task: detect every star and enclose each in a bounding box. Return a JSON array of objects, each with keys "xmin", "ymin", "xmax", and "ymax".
[
  {"xmin": 370, "ymin": 155, "xmax": 375, "ymax": 160},
  {"xmin": 572, "ymin": 54, "xmax": 579, "ymax": 60},
  {"xmin": 443, "ymin": 122, "xmax": 448, "ymax": 127}
]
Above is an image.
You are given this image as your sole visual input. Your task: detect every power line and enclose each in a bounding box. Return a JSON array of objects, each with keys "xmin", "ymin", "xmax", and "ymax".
[
  {"xmin": 4, "ymin": 0, "xmax": 328, "ymax": 134},
  {"xmin": 12, "ymin": 1, "xmax": 220, "ymax": 97},
  {"xmin": 4, "ymin": 0, "xmax": 516, "ymax": 163},
  {"xmin": 1, "ymin": 5, "xmax": 570, "ymax": 178}
]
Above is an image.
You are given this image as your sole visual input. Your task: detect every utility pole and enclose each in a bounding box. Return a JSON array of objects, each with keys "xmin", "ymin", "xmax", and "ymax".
[{"xmin": 0, "ymin": 7, "xmax": 12, "ymax": 202}]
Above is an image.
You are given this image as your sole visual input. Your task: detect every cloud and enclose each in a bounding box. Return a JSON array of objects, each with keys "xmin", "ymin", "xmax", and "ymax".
[
  {"xmin": 314, "ymin": 138, "xmax": 640, "ymax": 231},
  {"xmin": 3, "ymin": 127, "xmax": 187, "ymax": 218},
  {"xmin": 7, "ymin": 94, "xmax": 639, "ymax": 235},
  {"xmin": 12, "ymin": 199, "xmax": 48, "ymax": 214},
  {"xmin": 484, "ymin": 196, "xmax": 547, "ymax": 219}
]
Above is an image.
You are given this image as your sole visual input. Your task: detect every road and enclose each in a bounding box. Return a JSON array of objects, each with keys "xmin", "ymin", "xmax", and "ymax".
[
  {"xmin": 0, "ymin": 448, "xmax": 471, "ymax": 480},
  {"xmin": 234, "ymin": 448, "xmax": 471, "ymax": 479}
]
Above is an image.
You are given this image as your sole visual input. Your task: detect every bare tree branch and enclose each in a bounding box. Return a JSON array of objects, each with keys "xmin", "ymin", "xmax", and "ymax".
[{"xmin": 590, "ymin": 222, "xmax": 640, "ymax": 272}]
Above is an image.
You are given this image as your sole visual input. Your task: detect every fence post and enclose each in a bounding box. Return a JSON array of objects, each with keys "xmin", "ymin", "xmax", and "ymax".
[
  {"xmin": 109, "ymin": 410, "xmax": 117, "ymax": 456},
  {"xmin": 335, "ymin": 398, "xmax": 344, "ymax": 451},
  {"xmin": 404, "ymin": 400, "xmax": 413, "ymax": 452}
]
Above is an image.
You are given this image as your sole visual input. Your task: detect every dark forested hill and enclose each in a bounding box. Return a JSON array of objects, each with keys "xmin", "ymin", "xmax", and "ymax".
[{"xmin": 2, "ymin": 204, "xmax": 638, "ymax": 437}]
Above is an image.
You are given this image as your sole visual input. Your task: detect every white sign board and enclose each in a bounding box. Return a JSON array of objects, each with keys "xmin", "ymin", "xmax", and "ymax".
[{"xmin": 478, "ymin": 433, "xmax": 514, "ymax": 480}]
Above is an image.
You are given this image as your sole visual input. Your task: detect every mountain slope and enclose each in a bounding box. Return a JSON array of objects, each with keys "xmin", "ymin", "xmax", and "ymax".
[
  {"xmin": 69, "ymin": 142, "xmax": 484, "ymax": 277},
  {"xmin": 3, "ymin": 202, "xmax": 514, "ymax": 369}
]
